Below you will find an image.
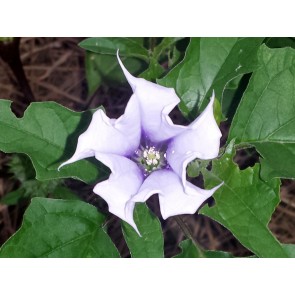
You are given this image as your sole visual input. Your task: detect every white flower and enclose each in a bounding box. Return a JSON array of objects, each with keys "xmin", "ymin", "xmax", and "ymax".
[{"xmin": 59, "ymin": 52, "xmax": 223, "ymax": 235}]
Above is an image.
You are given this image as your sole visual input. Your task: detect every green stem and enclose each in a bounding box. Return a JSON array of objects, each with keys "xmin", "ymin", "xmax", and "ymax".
[{"xmin": 149, "ymin": 37, "xmax": 156, "ymax": 52}]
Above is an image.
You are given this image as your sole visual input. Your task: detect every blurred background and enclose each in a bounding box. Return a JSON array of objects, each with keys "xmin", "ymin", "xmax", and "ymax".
[{"xmin": 0, "ymin": 37, "xmax": 295, "ymax": 257}]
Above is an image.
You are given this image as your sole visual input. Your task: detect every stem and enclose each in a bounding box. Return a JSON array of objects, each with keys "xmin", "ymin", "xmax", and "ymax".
[
  {"xmin": 174, "ymin": 216, "xmax": 205, "ymax": 258},
  {"xmin": 149, "ymin": 37, "xmax": 156, "ymax": 52}
]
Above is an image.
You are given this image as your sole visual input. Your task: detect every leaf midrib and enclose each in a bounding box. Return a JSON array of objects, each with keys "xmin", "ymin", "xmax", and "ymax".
[
  {"xmin": 0, "ymin": 113, "xmax": 70, "ymax": 156},
  {"xmin": 39, "ymin": 230, "xmax": 97, "ymax": 258}
]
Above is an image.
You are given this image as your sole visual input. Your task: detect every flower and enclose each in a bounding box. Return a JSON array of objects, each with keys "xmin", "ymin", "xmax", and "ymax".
[{"xmin": 59, "ymin": 52, "xmax": 223, "ymax": 235}]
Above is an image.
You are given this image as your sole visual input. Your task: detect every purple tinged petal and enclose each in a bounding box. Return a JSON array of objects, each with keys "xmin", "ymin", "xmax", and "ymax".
[
  {"xmin": 131, "ymin": 169, "xmax": 222, "ymax": 220},
  {"xmin": 166, "ymin": 93, "xmax": 222, "ymax": 188},
  {"xmin": 117, "ymin": 52, "xmax": 185, "ymax": 143},
  {"xmin": 93, "ymin": 152, "xmax": 144, "ymax": 235},
  {"xmin": 58, "ymin": 94, "xmax": 140, "ymax": 170}
]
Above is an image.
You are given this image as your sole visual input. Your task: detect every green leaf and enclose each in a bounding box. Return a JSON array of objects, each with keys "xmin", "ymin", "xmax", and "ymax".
[
  {"xmin": 52, "ymin": 185, "xmax": 79, "ymax": 200},
  {"xmin": 0, "ymin": 100, "xmax": 107, "ymax": 184},
  {"xmin": 122, "ymin": 204, "xmax": 164, "ymax": 258},
  {"xmin": 200, "ymin": 141, "xmax": 292, "ymax": 258},
  {"xmin": 158, "ymin": 37, "xmax": 263, "ymax": 118},
  {"xmin": 187, "ymin": 159, "xmax": 210, "ymax": 178},
  {"xmin": 1, "ymin": 153, "xmax": 79, "ymax": 205},
  {"xmin": 2, "ymin": 178, "xmax": 61, "ymax": 205},
  {"xmin": 79, "ymin": 37, "xmax": 149, "ymax": 61},
  {"xmin": 228, "ymin": 45, "xmax": 295, "ymax": 180},
  {"xmin": 0, "ymin": 198, "xmax": 119, "ymax": 258},
  {"xmin": 1, "ymin": 188, "xmax": 25, "ymax": 205},
  {"xmin": 1, "ymin": 182, "xmax": 79, "ymax": 205},
  {"xmin": 85, "ymin": 52, "xmax": 146, "ymax": 96},
  {"xmin": 174, "ymin": 240, "xmax": 234, "ymax": 258},
  {"xmin": 213, "ymin": 97, "xmax": 223, "ymax": 124}
]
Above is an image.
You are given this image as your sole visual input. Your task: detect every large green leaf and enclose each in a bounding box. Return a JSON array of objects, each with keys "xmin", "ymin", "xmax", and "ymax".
[
  {"xmin": 174, "ymin": 240, "xmax": 234, "ymax": 258},
  {"xmin": 200, "ymin": 141, "xmax": 292, "ymax": 258},
  {"xmin": 79, "ymin": 37, "xmax": 149, "ymax": 61},
  {"xmin": 0, "ymin": 100, "xmax": 106, "ymax": 184},
  {"xmin": 0, "ymin": 198, "xmax": 119, "ymax": 258},
  {"xmin": 122, "ymin": 204, "xmax": 164, "ymax": 258},
  {"xmin": 228, "ymin": 45, "xmax": 295, "ymax": 180},
  {"xmin": 158, "ymin": 37, "xmax": 263, "ymax": 118}
]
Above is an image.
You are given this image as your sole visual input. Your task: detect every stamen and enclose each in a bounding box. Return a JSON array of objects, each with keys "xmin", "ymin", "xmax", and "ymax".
[{"xmin": 133, "ymin": 144, "xmax": 167, "ymax": 175}]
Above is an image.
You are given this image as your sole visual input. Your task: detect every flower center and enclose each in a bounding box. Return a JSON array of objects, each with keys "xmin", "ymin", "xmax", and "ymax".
[{"xmin": 133, "ymin": 144, "xmax": 167, "ymax": 175}]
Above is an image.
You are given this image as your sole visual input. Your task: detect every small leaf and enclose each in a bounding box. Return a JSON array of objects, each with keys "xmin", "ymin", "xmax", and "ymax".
[
  {"xmin": 7, "ymin": 154, "xmax": 35, "ymax": 182},
  {"xmin": 0, "ymin": 198, "xmax": 119, "ymax": 258},
  {"xmin": 213, "ymin": 97, "xmax": 223, "ymax": 125},
  {"xmin": 187, "ymin": 159, "xmax": 210, "ymax": 178},
  {"xmin": 139, "ymin": 58, "xmax": 164, "ymax": 81},
  {"xmin": 0, "ymin": 100, "xmax": 107, "ymax": 184},
  {"xmin": 85, "ymin": 52, "xmax": 146, "ymax": 95},
  {"xmin": 174, "ymin": 240, "xmax": 234, "ymax": 258},
  {"xmin": 152, "ymin": 37, "xmax": 184, "ymax": 59},
  {"xmin": 168, "ymin": 45, "xmax": 181, "ymax": 68},
  {"xmin": 1, "ymin": 188, "xmax": 25, "ymax": 205},
  {"xmin": 79, "ymin": 37, "xmax": 149, "ymax": 61},
  {"xmin": 200, "ymin": 140, "xmax": 292, "ymax": 258},
  {"xmin": 52, "ymin": 185, "xmax": 79, "ymax": 200},
  {"xmin": 2, "ymin": 153, "xmax": 79, "ymax": 205},
  {"xmin": 158, "ymin": 37, "xmax": 263, "ymax": 118},
  {"xmin": 122, "ymin": 204, "xmax": 164, "ymax": 258},
  {"xmin": 187, "ymin": 161, "xmax": 201, "ymax": 178},
  {"xmin": 228, "ymin": 45, "xmax": 295, "ymax": 179}
]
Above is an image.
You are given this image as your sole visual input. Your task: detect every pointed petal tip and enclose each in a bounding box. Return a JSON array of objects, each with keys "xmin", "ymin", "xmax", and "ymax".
[
  {"xmin": 116, "ymin": 50, "xmax": 137, "ymax": 90},
  {"xmin": 208, "ymin": 90, "xmax": 215, "ymax": 107},
  {"xmin": 209, "ymin": 181, "xmax": 224, "ymax": 195},
  {"xmin": 57, "ymin": 155, "xmax": 80, "ymax": 172},
  {"xmin": 57, "ymin": 160, "xmax": 70, "ymax": 171},
  {"xmin": 216, "ymin": 181, "xmax": 224, "ymax": 190},
  {"xmin": 134, "ymin": 226, "xmax": 142, "ymax": 237},
  {"xmin": 124, "ymin": 200, "xmax": 142, "ymax": 236}
]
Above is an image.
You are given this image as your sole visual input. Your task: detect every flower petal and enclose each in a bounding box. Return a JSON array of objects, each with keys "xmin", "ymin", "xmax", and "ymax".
[
  {"xmin": 93, "ymin": 153, "xmax": 144, "ymax": 235},
  {"xmin": 58, "ymin": 94, "xmax": 140, "ymax": 169},
  {"xmin": 166, "ymin": 93, "xmax": 221, "ymax": 188},
  {"xmin": 117, "ymin": 52, "xmax": 185, "ymax": 143},
  {"xmin": 132, "ymin": 169, "xmax": 222, "ymax": 220}
]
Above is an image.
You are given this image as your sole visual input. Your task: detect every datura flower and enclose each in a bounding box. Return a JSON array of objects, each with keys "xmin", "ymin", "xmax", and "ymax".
[{"xmin": 59, "ymin": 52, "xmax": 223, "ymax": 235}]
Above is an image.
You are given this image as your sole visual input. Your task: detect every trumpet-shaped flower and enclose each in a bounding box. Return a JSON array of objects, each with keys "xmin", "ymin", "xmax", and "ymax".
[{"xmin": 59, "ymin": 53, "xmax": 223, "ymax": 235}]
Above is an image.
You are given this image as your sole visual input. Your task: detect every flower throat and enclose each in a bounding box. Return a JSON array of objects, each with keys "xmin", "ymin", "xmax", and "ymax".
[{"xmin": 132, "ymin": 138, "xmax": 168, "ymax": 176}]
